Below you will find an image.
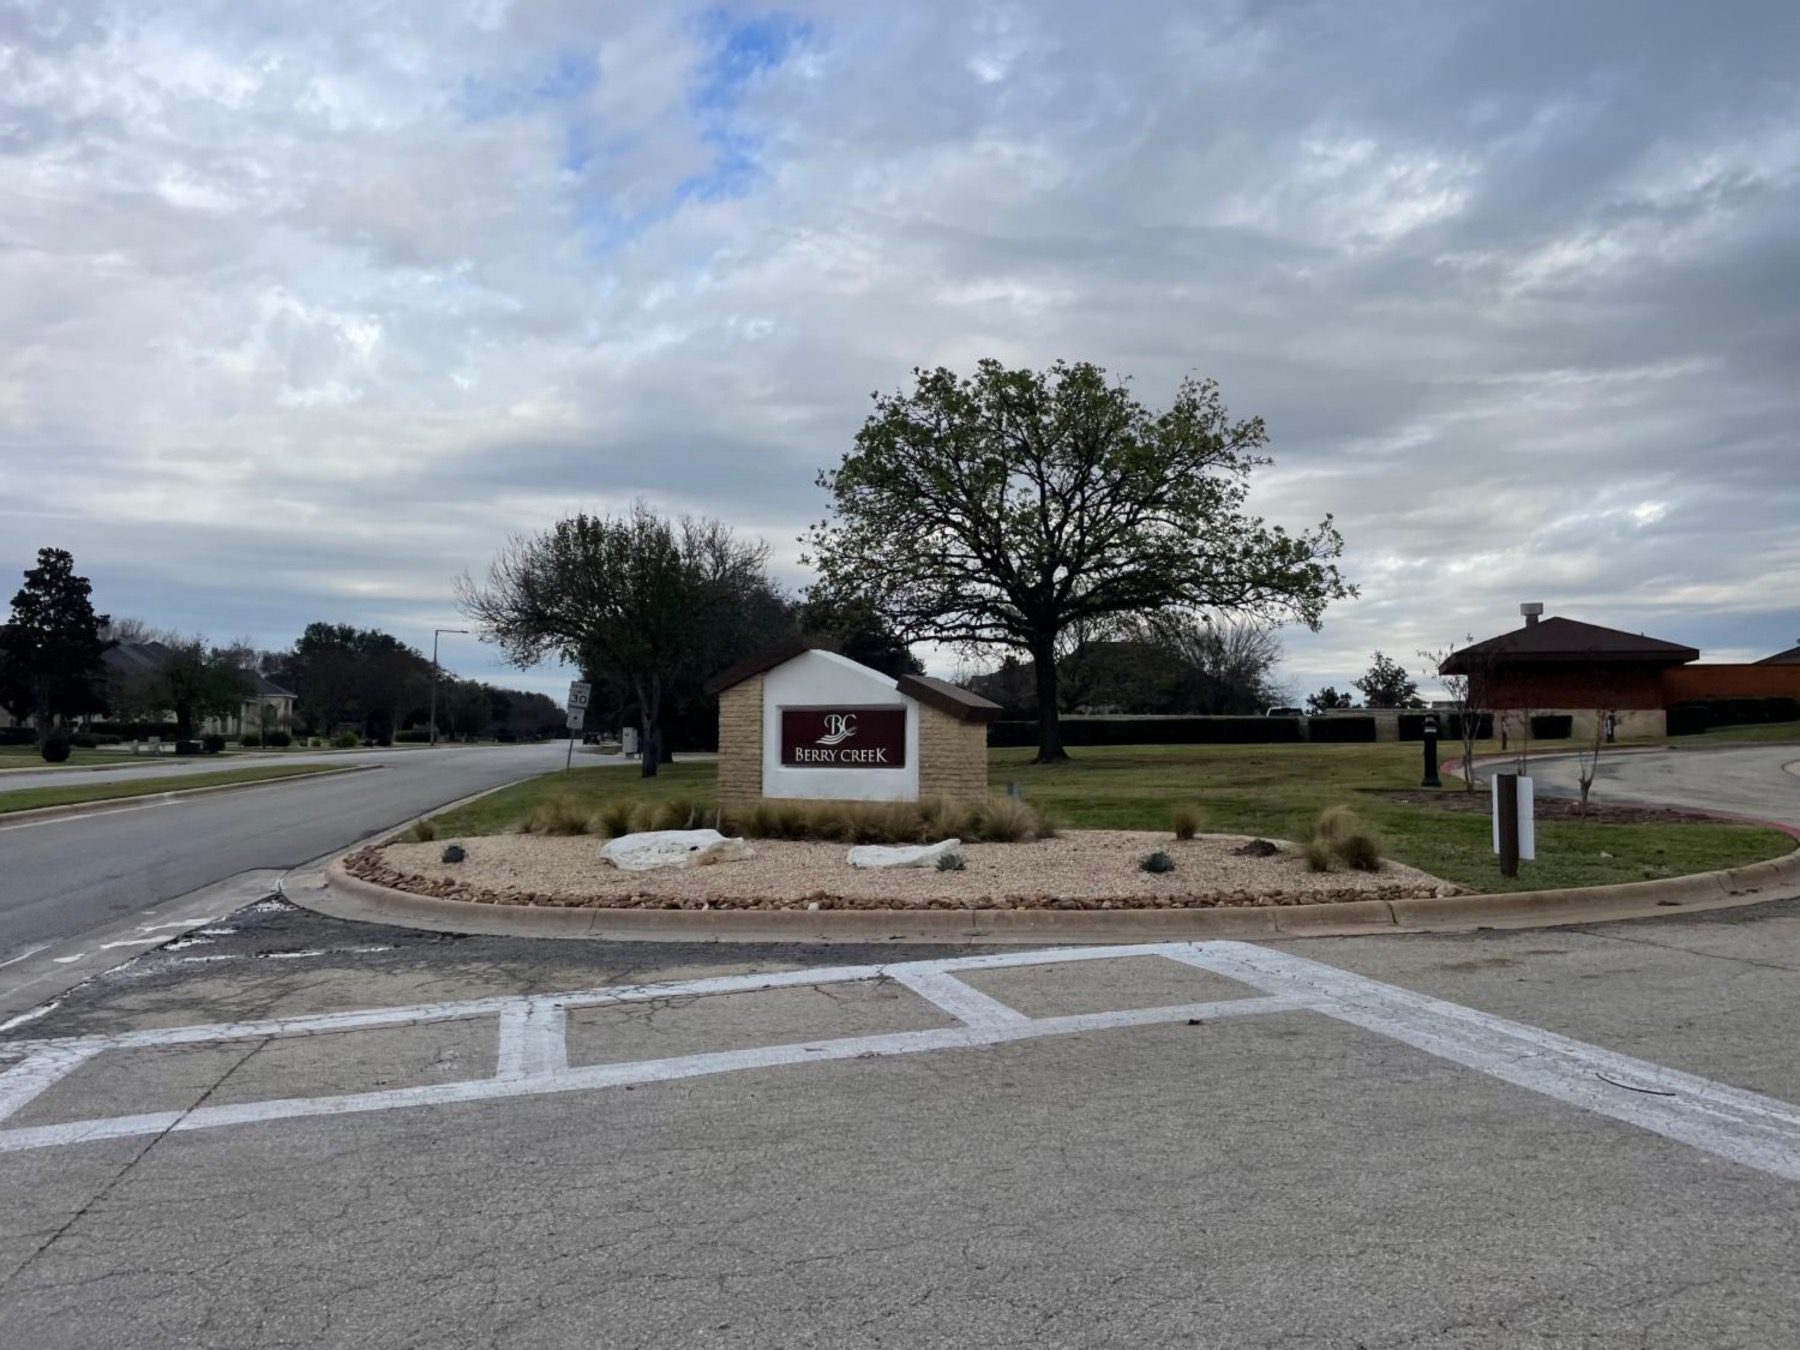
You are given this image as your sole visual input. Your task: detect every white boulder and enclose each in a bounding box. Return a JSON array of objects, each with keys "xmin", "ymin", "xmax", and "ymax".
[
  {"xmin": 847, "ymin": 838, "xmax": 963, "ymax": 870},
  {"xmin": 599, "ymin": 829, "xmax": 753, "ymax": 872}
]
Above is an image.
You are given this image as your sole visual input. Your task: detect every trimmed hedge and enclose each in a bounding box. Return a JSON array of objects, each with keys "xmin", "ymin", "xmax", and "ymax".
[
  {"xmin": 1668, "ymin": 698, "xmax": 1800, "ymax": 737},
  {"xmin": 1306, "ymin": 716, "xmax": 1378, "ymax": 743},
  {"xmin": 1530, "ymin": 714, "xmax": 1574, "ymax": 740},
  {"xmin": 85, "ymin": 720, "xmax": 182, "ymax": 741},
  {"xmin": 0, "ymin": 727, "xmax": 35, "ymax": 746},
  {"xmin": 989, "ymin": 716, "xmax": 1306, "ymax": 747},
  {"xmin": 1397, "ymin": 713, "xmax": 1494, "ymax": 741}
]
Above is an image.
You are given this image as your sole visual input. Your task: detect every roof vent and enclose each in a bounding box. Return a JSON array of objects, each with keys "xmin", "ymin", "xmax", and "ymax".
[{"xmin": 1520, "ymin": 602, "xmax": 1544, "ymax": 627}]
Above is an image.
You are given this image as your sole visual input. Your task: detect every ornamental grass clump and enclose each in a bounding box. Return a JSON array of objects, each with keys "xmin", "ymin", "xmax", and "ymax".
[
  {"xmin": 406, "ymin": 818, "xmax": 437, "ymax": 843},
  {"xmin": 1307, "ymin": 805, "xmax": 1383, "ymax": 872},
  {"xmin": 594, "ymin": 799, "xmax": 635, "ymax": 839},
  {"xmin": 522, "ymin": 795, "xmax": 591, "ymax": 836},
  {"xmin": 1170, "ymin": 804, "xmax": 1201, "ymax": 841},
  {"xmin": 970, "ymin": 795, "xmax": 1042, "ymax": 843}
]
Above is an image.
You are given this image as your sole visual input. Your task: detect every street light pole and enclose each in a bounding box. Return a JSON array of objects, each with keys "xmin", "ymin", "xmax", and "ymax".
[{"xmin": 430, "ymin": 628, "xmax": 469, "ymax": 747}]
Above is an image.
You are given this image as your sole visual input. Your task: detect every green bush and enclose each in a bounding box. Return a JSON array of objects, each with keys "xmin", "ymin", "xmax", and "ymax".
[
  {"xmin": 266, "ymin": 730, "xmax": 292, "ymax": 748},
  {"xmin": 936, "ymin": 851, "xmax": 967, "ymax": 872},
  {"xmin": 201, "ymin": 733, "xmax": 226, "ymax": 754},
  {"xmin": 395, "ymin": 729, "xmax": 430, "ymax": 743},
  {"xmin": 239, "ymin": 732, "xmax": 261, "ymax": 747},
  {"xmin": 331, "ymin": 732, "xmax": 360, "ymax": 749},
  {"xmin": 1140, "ymin": 850, "xmax": 1176, "ymax": 874},
  {"xmin": 1305, "ymin": 806, "xmax": 1383, "ymax": 872},
  {"xmin": 441, "ymin": 844, "xmax": 466, "ymax": 864},
  {"xmin": 1171, "ymin": 804, "xmax": 1201, "ymax": 841},
  {"xmin": 41, "ymin": 732, "xmax": 71, "ymax": 764}
]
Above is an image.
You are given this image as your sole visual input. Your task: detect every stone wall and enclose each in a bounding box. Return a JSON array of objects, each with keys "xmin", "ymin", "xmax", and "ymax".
[
  {"xmin": 916, "ymin": 704, "xmax": 989, "ymax": 802},
  {"xmin": 717, "ymin": 674, "xmax": 764, "ymax": 806}
]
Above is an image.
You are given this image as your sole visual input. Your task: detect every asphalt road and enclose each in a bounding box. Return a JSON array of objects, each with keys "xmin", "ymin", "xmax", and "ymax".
[
  {"xmin": 5, "ymin": 899, "xmax": 1800, "ymax": 1347},
  {"xmin": 0, "ymin": 742, "xmax": 542, "ymax": 792},
  {"xmin": 0, "ymin": 742, "xmax": 570, "ymax": 966},
  {"xmin": 1482, "ymin": 743, "xmax": 1800, "ymax": 827}
]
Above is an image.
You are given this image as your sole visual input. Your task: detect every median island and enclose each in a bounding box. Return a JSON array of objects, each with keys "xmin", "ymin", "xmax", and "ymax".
[{"xmin": 341, "ymin": 742, "xmax": 1794, "ymax": 914}]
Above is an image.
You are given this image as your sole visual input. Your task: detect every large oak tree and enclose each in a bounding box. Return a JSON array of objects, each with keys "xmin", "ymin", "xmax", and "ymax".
[
  {"xmin": 805, "ymin": 360, "xmax": 1352, "ymax": 761},
  {"xmin": 0, "ymin": 547, "xmax": 112, "ymax": 742}
]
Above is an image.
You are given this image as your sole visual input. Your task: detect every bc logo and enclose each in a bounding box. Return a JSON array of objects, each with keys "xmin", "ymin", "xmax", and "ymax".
[{"xmin": 816, "ymin": 713, "xmax": 858, "ymax": 746}]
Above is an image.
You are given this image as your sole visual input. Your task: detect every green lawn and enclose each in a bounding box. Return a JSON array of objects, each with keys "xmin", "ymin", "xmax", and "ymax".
[
  {"xmin": 422, "ymin": 743, "xmax": 1792, "ymax": 894},
  {"xmin": 1676, "ymin": 722, "xmax": 1800, "ymax": 745},
  {"xmin": 0, "ymin": 764, "xmax": 349, "ymax": 816}
]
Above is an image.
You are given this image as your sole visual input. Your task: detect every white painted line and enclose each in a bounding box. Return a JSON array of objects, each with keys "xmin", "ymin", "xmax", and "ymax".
[
  {"xmin": 0, "ymin": 1045, "xmax": 98, "ymax": 1123},
  {"xmin": 0, "ymin": 1000, "xmax": 61, "ymax": 1033},
  {"xmin": 887, "ymin": 968, "xmax": 1031, "ymax": 1028},
  {"xmin": 0, "ymin": 995, "xmax": 1298, "ymax": 1154},
  {"xmin": 1170, "ymin": 943, "xmax": 1800, "ymax": 1183},
  {"xmin": 0, "ymin": 799, "xmax": 178, "ymax": 832},
  {"xmin": 0, "ymin": 943, "xmax": 51, "ymax": 970},
  {"xmin": 496, "ymin": 999, "xmax": 569, "ymax": 1080},
  {"xmin": 136, "ymin": 917, "xmax": 222, "ymax": 933},
  {"xmin": 0, "ymin": 943, "xmax": 50, "ymax": 972},
  {"xmin": 97, "ymin": 937, "xmax": 167, "ymax": 950}
]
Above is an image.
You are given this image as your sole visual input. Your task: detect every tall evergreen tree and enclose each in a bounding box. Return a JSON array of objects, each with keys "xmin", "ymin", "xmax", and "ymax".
[{"xmin": 0, "ymin": 548, "xmax": 112, "ymax": 742}]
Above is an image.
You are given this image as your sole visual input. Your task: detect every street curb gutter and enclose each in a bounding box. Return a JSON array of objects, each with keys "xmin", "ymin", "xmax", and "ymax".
[
  {"xmin": 0, "ymin": 764, "xmax": 378, "ymax": 827},
  {"xmin": 304, "ymin": 842, "xmax": 1800, "ymax": 945}
]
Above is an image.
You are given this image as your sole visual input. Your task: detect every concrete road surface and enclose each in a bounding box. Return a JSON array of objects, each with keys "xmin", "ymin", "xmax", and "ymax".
[
  {"xmin": 0, "ymin": 742, "xmax": 576, "ymax": 1012},
  {"xmin": 5, "ymin": 897, "xmax": 1800, "ymax": 1347},
  {"xmin": 1481, "ymin": 743, "xmax": 1800, "ymax": 827}
]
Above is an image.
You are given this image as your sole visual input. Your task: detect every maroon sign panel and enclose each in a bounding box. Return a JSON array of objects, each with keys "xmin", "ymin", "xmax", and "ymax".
[{"xmin": 780, "ymin": 707, "xmax": 908, "ymax": 768}]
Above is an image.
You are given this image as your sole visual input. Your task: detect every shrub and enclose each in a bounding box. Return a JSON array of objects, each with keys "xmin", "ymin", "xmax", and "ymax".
[
  {"xmin": 1306, "ymin": 716, "xmax": 1378, "ymax": 743},
  {"xmin": 395, "ymin": 729, "xmax": 430, "ymax": 743},
  {"xmin": 41, "ymin": 732, "xmax": 72, "ymax": 764},
  {"xmin": 936, "ymin": 851, "xmax": 967, "ymax": 872},
  {"xmin": 267, "ymin": 730, "xmax": 292, "ymax": 748},
  {"xmin": 175, "ymin": 740, "xmax": 202, "ymax": 756},
  {"xmin": 1303, "ymin": 839, "xmax": 1333, "ymax": 872},
  {"xmin": 1140, "ymin": 850, "xmax": 1176, "ymax": 874},
  {"xmin": 239, "ymin": 732, "xmax": 261, "ymax": 747},
  {"xmin": 407, "ymin": 818, "xmax": 438, "ymax": 843},
  {"xmin": 331, "ymin": 732, "xmax": 360, "ymax": 749},
  {"xmin": 1313, "ymin": 805, "xmax": 1360, "ymax": 843},
  {"xmin": 649, "ymin": 797, "xmax": 704, "ymax": 831},
  {"xmin": 0, "ymin": 726, "xmax": 36, "ymax": 745},
  {"xmin": 1310, "ymin": 805, "xmax": 1382, "ymax": 872},
  {"xmin": 71, "ymin": 733, "xmax": 97, "ymax": 749},
  {"xmin": 522, "ymin": 796, "xmax": 591, "ymax": 836},
  {"xmin": 1334, "ymin": 830, "xmax": 1383, "ymax": 872},
  {"xmin": 918, "ymin": 795, "xmax": 964, "ymax": 842},
  {"xmin": 595, "ymin": 799, "xmax": 636, "ymax": 838},
  {"xmin": 441, "ymin": 843, "xmax": 466, "ymax": 864},
  {"xmin": 1170, "ymin": 804, "xmax": 1201, "ymax": 841},
  {"xmin": 970, "ymin": 795, "xmax": 1041, "ymax": 843},
  {"xmin": 988, "ymin": 716, "xmax": 1303, "ymax": 747},
  {"xmin": 309, "ymin": 737, "xmax": 324, "ymax": 748},
  {"xmin": 201, "ymin": 733, "xmax": 226, "ymax": 754}
]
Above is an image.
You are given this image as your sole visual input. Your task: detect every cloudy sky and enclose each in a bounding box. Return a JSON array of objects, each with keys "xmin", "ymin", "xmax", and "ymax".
[{"xmin": 3, "ymin": 0, "xmax": 1797, "ymax": 701}]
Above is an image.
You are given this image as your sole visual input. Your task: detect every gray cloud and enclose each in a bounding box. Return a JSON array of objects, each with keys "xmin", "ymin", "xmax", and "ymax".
[{"xmin": 2, "ymin": 0, "xmax": 1796, "ymax": 696}]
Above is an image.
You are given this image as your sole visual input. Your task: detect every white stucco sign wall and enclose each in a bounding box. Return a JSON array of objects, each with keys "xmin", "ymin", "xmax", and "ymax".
[{"xmin": 760, "ymin": 650, "xmax": 920, "ymax": 802}]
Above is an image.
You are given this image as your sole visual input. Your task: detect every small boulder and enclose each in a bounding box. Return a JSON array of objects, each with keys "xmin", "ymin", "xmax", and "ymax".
[
  {"xmin": 847, "ymin": 838, "xmax": 963, "ymax": 870},
  {"xmin": 1233, "ymin": 839, "xmax": 1281, "ymax": 858},
  {"xmin": 599, "ymin": 829, "xmax": 753, "ymax": 872}
]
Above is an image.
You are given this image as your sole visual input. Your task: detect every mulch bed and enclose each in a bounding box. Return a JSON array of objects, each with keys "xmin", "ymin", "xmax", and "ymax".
[{"xmin": 1362, "ymin": 789, "xmax": 1724, "ymax": 826}]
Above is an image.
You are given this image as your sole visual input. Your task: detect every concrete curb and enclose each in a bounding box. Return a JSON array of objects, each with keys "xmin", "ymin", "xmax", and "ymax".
[
  {"xmin": 0, "ymin": 764, "xmax": 378, "ymax": 827},
  {"xmin": 303, "ymin": 840, "xmax": 1800, "ymax": 945}
]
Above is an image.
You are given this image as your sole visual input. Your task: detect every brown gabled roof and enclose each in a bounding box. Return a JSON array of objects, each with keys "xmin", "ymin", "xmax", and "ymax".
[
  {"xmin": 896, "ymin": 673, "xmax": 1002, "ymax": 724},
  {"xmin": 1439, "ymin": 616, "xmax": 1699, "ymax": 674},
  {"xmin": 1757, "ymin": 644, "xmax": 1800, "ymax": 665},
  {"xmin": 703, "ymin": 635, "xmax": 839, "ymax": 696}
]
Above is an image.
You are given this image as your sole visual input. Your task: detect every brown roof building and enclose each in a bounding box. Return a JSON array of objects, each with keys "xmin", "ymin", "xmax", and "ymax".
[
  {"xmin": 1439, "ymin": 612, "xmax": 1698, "ymax": 710},
  {"xmin": 1441, "ymin": 606, "xmax": 1800, "ymax": 725}
]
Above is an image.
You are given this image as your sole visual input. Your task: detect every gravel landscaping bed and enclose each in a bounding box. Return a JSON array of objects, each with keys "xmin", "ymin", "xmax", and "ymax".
[{"xmin": 346, "ymin": 830, "xmax": 1460, "ymax": 911}]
